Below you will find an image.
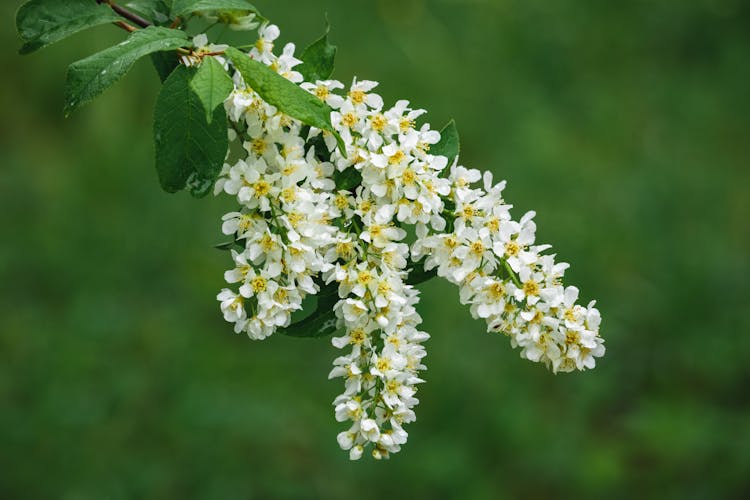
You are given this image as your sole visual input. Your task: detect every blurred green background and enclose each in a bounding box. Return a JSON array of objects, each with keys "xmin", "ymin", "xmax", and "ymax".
[{"xmin": 2, "ymin": 0, "xmax": 750, "ymax": 498}]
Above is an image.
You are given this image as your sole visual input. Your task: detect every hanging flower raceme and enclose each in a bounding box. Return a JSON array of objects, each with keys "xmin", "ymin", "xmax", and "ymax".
[
  {"xmin": 212, "ymin": 23, "xmax": 605, "ymax": 460},
  {"xmin": 16, "ymin": 0, "xmax": 605, "ymax": 462}
]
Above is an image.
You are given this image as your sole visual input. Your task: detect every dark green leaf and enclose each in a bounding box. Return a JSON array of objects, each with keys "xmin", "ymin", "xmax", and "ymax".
[
  {"xmin": 185, "ymin": 170, "xmax": 218, "ymax": 197},
  {"xmin": 16, "ymin": 0, "xmax": 122, "ymax": 54},
  {"xmin": 407, "ymin": 257, "xmax": 437, "ymax": 286},
  {"xmin": 224, "ymin": 47, "xmax": 346, "ymax": 155},
  {"xmin": 123, "ymin": 1, "xmax": 172, "ymax": 24},
  {"xmin": 150, "ymin": 51, "xmax": 179, "ymax": 82},
  {"xmin": 432, "ymin": 119, "xmax": 460, "ymax": 168},
  {"xmin": 65, "ymin": 26, "xmax": 189, "ymax": 115},
  {"xmin": 154, "ymin": 65, "xmax": 229, "ymax": 194},
  {"xmin": 214, "ymin": 235, "xmax": 244, "ymax": 251},
  {"xmin": 442, "ymin": 197, "xmax": 457, "ymax": 233},
  {"xmin": 280, "ymin": 282, "xmax": 340, "ymax": 338},
  {"xmin": 298, "ymin": 26, "xmax": 337, "ymax": 82},
  {"xmin": 307, "ymin": 134, "xmax": 331, "ymax": 162},
  {"xmin": 334, "ymin": 168, "xmax": 362, "ymax": 191},
  {"xmin": 171, "ymin": 0, "xmax": 259, "ymax": 16},
  {"xmin": 214, "ymin": 241, "xmax": 235, "ymax": 251},
  {"xmin": 190, "ymin": 56, "xmax": 234, "ymax": 123}
]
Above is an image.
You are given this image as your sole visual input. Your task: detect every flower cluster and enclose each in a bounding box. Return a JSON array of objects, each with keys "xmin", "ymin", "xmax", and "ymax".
[
  {"xmin": 412, "ymin": 170, "xmax": 605, "ymax": 373},
  {"xmin": 211, "ymin": 23, "xmax": 605, "ymax": 459}
]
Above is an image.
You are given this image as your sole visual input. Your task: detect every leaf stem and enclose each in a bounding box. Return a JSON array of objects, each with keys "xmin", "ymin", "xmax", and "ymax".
[{"xmin": 98, "ymin": 0, "xmax": 153, "ymax": 28}]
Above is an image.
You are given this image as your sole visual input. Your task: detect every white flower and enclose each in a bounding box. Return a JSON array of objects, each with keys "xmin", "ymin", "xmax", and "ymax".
[
  {"xmin": 337, "ymin": 298, "xmax": 369, "ymax": 325},
  {"xmin": 360, "ymin": 418, "xmax": 381, "ymax": 442},
  {"xmin": 334, "ymin": 398, "xmax": 363, "ymax": 422},
  {"xmin": 240, "ymin": 271, "xmax": 278, "ymax": 305},
  {"xmin": 450, "ymin": 165, "xmax": 482, "ymax": 201},
  {"xmin": 302, "ymin": 80, "xmax": 345, "ymax": 108},
  {"xmin": 217, "ymin": 289, "xmax": 246, "ymax": 325},
  {"xmin": 221, "ymin": 211, "xmax": 266, "ymax": 239},
  {"xmin": 198, "ymin": 11, "xmax": 259, "ymax": 31},
  {"xmin": 251, "ymin": 23, "xmax": 280, "ymax": 62},
  {"xmin": 181, "ymin": 34, "xmax": 229, "ymax": 66},
  {"xmin": 276, "ymin": 43, "xmax": 303, "ymax": 82},
  {"xmin": 360, "ymin": 206, "xmax": 406, "ymax": 248},
  {"xmin": 349, "ymin": 445, "xmax": 364, "ymax": 460},
  {"xmin": 347, "ymin": 78, "xmax": 384, "ymax": 110}
]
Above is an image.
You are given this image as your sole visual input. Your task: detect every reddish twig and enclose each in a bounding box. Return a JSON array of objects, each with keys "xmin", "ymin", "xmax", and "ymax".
[
  {"xmin": 97, "ymin": 0, "xmax": 153, "ymax": 29},
  {"xmin": 114, "ymin": 20, "xmax": 138, "ymax": 32}
]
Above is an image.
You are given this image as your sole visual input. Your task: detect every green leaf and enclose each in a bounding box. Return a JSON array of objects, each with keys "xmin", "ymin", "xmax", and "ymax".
[
  {"xmin": 185, "ymin": 170, "xmax": 219, "ymax": 197},
  {"xmin": 407, "ymin": 257, "xmax": 437, "ymax": 286},
  {"xmin": 214, "ymin": 241, "xmax": 236, "ymax": 251},
  {"xmin": 123, "ymin": 1, "xmax": 172, "ymax": 24},
  {"xmin": 150, "ymin": 51, "xmax": 179, "ymax": 82},
  {"xmin": 307, "ymin": 133, "xmax": 331, "ymax": 162},
  {"xmin": 298, "ymin": 25, "xmax": 337, "ymax": 82},
  {"xmin": 214, "ymin": 237, "xmax": 243, "ymax": 251},
  {"xmin": 334, "ymin": 168, "xmax": 362, "ymax": 191},
  {"xmin": 190, "ymin": 56, "xmax": 234, "ymax": 123},
  {"xmin": 431, "ymin": 119, "xmax": 460, "ymax": 167},
  {"xmin": 171, "ymin": 0, "xmax": 259, "ymax": 17},
  {"xmin": 65, "ymin": 26, "xmax": 189, "ymax": 115},
  {"xmin": 154, "ymin": 65, "xmax": 229, "ymax": 195},
  {"xmin": 280, "ymin": 282, "xmax": 340, "ymax": 338},
  {"xmin": 16, "ymin": 0, "xmax": 122, "ymax": 54},
  {"xmin": 224, "ymin": 46, "xmax": 346, "ymax": 154}
]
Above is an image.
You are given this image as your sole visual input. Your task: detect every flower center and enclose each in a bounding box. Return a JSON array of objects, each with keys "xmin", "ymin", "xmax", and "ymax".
[
  {"xmin": 350, "ymin": 328, "xmax": 366, "ymax": 344},
  {"xmin": 402, "ymin": 168, "xmax": 416, "ymax": 186},
  {"xmin": 281, "ymin": 187, "xmax": 296, "ymax": 203},
  {"xmin": 253, "ymin": 180, "xmax": 271, "ymax": 197},
  {"xmin": 314, "ymin": 85, "xmax": 329, "ymax": 100},
  {"xmin": 251, "ymin": 276, "xmax": 267, "ymax": 293},
  {"xmin": 349, "ymin": 90, "xmax": 366, "ymax": 104},
  {"xmin": 251, "ymin": 138, "xmax": 266, "ymax": 155},
  {"xmin": 470, "ymin": 240, "xmax": 485, "ymax": 256},
  {"xmin": 342, "ymin": 112, "xmax": 357, "ymax": 128},
  {"xmin": 506, "ymin": 241, "xmax": 520, "ymax": 257},
  {"xmin": 371, "ymin": 114, "xmax": 387, "ymax": 131},
  {"xmin": 389, "ymin": 150, "xmax": 405, "ymax": 165},
  {"xmin": 523, "ymin": 280, "xmax": 539, "ymax": 296},
  {"xmin": 357, "ymin": 270, "xmax": 372, "ymax": 285}
]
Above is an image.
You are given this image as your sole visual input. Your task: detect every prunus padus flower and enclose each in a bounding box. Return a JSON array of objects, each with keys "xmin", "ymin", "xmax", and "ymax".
[
  {"xmin": 17, "ymin": 0, "xmax": 605, "ymax": 461},
  {"xmin": 214, "ymin": 23, "xmax": 605, "ymax": 459}
]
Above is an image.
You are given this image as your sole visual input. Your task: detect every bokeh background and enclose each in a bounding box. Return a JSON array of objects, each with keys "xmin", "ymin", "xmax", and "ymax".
[{"xmin": 2, "ymin": 0, "xmax": 749, "ymax": 498}]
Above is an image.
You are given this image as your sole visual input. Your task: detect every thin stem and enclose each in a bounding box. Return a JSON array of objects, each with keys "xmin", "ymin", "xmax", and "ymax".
[
  {"xmin": 268, "ymin": 203, "xmax": 289, "ymax": 244},
  {"xmin": 504, "ymin": 260, "xmax": 522, "ymax": 288},
  {"xmin": 114, "ymin": 20, "xmax": 137, "ymax": 32},
  {"xmin": 97, "ymin": 0, "xmax": 153, "ymax": 28}
]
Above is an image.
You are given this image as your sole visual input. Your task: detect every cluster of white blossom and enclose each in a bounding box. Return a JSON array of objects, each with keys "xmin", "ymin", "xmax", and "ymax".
[
  {"xmin": 411, "ymin": 169, "xmax": 605, "ymax": 373},
  {"xmin": 209, "ymin": 23, "xmax": 604, "ymax": 459}
]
